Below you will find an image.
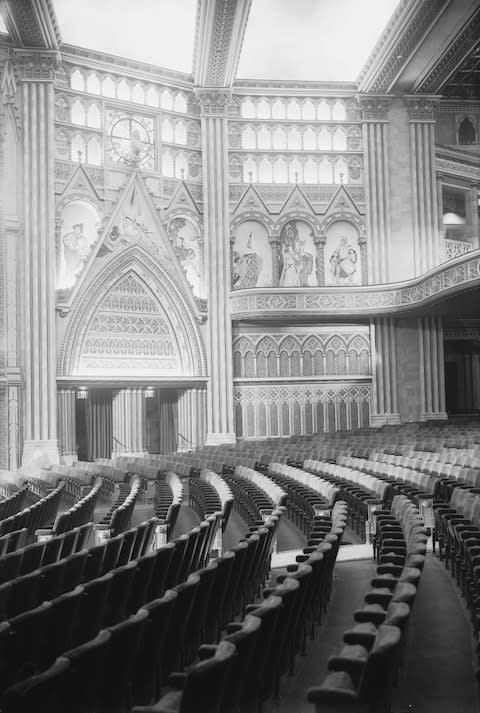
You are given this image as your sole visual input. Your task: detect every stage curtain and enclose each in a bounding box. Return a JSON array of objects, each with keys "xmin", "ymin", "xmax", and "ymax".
[
  {"xmin": 86, "ymin": 389, "xmax": 112, "ymax": 460},
  {"xmin": 157, "ymin": 389, "xmax": 178, "ymax": 453}
]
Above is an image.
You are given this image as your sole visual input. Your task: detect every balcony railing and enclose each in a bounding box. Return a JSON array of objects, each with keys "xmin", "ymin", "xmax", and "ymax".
[{"xmin": 444, "ymin": 238, "xmax": 474, "ymax": 261}]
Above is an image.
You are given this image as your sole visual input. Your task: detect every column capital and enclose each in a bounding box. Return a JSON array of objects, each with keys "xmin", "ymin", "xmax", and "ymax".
[
  {"xmin": 356, "ymin": 94, "xmax": 392, "ymax": 122},
  {"xmin": 404, "ymin": 94, "xmax": 440, "ymax": 122},
  {"xmin": 194, "ymin": 87, "xmax": 232, "ymax": 117},
  {"xmin": 13, "ymin": 49, "xmax": 61, "ymax": 82}
]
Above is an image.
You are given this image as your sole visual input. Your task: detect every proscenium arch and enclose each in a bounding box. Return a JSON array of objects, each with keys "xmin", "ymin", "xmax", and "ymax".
[{"xmin": 58, "ymin": 246, "xmax": 207, "ymax": 377}]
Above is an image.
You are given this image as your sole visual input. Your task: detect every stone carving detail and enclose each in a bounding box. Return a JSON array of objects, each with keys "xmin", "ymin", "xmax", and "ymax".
[
  {"xmin": 195, "ymin": 89, "xmax": 232, "ymax": 115},
  {"xmin": 233, "ymin": 330, "xmax": 371, "ymax": 378},
  {"xmin": 79, "ymin": 273, "xmax": 180, "ymax": 374},
  {"xmin": 357, "ymin": 95, "xmax": 391, "ymax": 121},
  {"xmin": 204, "ymin": 0, "xmax": 238, "ymax": 86},
  {"xmin": 14, "ymin": 49, "xmax": 61, "ymax": 81},
  {"xmin": 405, "ymin": 96, "xmax": 439, "ymax": 122}
]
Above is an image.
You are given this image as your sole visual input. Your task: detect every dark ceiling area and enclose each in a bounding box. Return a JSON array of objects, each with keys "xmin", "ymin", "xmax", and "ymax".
[{"xmin": 442, "ymin": 42, "xmax": 480, "ymax": 99}]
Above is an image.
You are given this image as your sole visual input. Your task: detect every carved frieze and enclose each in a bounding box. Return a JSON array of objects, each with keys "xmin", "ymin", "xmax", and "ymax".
[
  {"xmin": 356, "ymin": 95, "xmax": 391, "ymax": 122},
  {"xmin": 405, "ymin": 95, "xmax": 440, "ymax": 122},
  {"xmin": 194, "ymin": 88, "xmax": 232, "ymax": 116},
  {"xmin": 13, "ymin": 49, "xmax": 61, "ymax": 82}
]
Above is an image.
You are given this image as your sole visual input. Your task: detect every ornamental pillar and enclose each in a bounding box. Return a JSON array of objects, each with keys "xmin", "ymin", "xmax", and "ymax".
[
  {"xmin": 269, "ymin": 236, "xmax": 281, "ymax": 287},
  {"xmin": 112, "ymin": 388, "xmax": 147, "ymax": 456},
  {"xmin": 177, "ymin": 386, "xmax": 207, "ymax": 451},
  {"xmin": 16, "ymin": 50, "xmax": 61, "ymax": 471},
  {"xmin": 195, "ymin": 89, "xmax": 235, "ymax": 445},
  {"xmin": 57, "ymin": 388, "xmax": 77, "ymax": 464},
  {"xmin": 418, "ymin": 316, "xmax": 447, "ymax": 421},
  {"xmin": 314, "ymin": 235, "xmax": 326, "ymax": 286},
  {"xmin": 405, "ymin": 96, "xmax": 441, "ymax": 275},
  {"xmin": 370, "ymin": 318, "xmax": 400, "ymax": 426},
  {"xmin": 357, "ymin": 96, "xmax": 391, "ymax": 284}
]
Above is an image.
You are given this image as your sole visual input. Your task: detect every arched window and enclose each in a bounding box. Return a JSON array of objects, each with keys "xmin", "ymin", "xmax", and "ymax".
[
  {"xmin": 86, "ymin": 103, "xmax": 101, "ymax": 128},
  {"xmin": 317, "ymin": 100, "xmax": 330, "ymax": 120},
  {"xmin": 304, "ymin": 158, "xmax": 317, "ymax": 183},
  {"xmin": 132, "ymin": 83, "xmax": 145, "ymax": 104},
  {"xmin": 161, "ymin": 118, "xmax": 174, "ymax": 142},
  {"xmin": 272, "ymin": 99, "xmax": 286, "ymax": 119},
  {"xmin": 175, "ymin": 152, "xmax": 188, "ymax": 179},
  {"xmin": 332, "ymin": 100, "xmax": 346, "ymax": 120},
  {"xmin": 71, "ymin": 134, "xmax": 86, "ymax": 162},
  {"xmin": 146, "ymin": 86, "xmax": 159, "ymax": 107},
  {"xmin": 287, "ymin": 127, "xmax": 301, "ymax": 150},
  {"xmin": 332, "ymin": 127, "xmax": 347, "ymax": 151},
  {"xmin": 162, "ymin": 151, "xmax": 174, "ymax": 177},
  {"xmin": 243, "ymin": 156, "xmax": 257, "ymax": 182},
  {"xmin": 241, "ymin": 98, "xmax": 256, "ymax": 118},
  {"xmin": 458, "ymin": 117, "xmax": 476, "ymax": 145},
  {"xmin": 86, "ymin": 73, "xmax": 101, "ymax": 94},
  {"xmin": 303, "ymin": 127, "xmax": 317, "ymax": 151},
  {"xmin": 274, "ymin": 157, "xmax": 288, "ymax": 183},
  {"xmin": 273, "ymin": 126, "xmax": 287, "ymax": 150},
  {"xmin": 160, "ymin": 89, "xmax": 173, "ymax": 110},
  {"xmin": 334, "ymin": 157, "xmax": 348, "ymax": 184},
  {"xmin": 174, "ymin": 121, "xmax": 187, "ymax": 145},
  {"xmin": 257, "ymin": 98, "xmax": 270, "ymax": 119},
  {"xmin": 319, "ymin": 158, "xmax": 333, "ymax": 183},
  {"xmin": 117, "ymin": 79, "xmax": 130, "ymax": 102},
  {"xmin": 70, "ymin": 69, "xmax": 85, "ymax": 92},
  {"xmin": 242, "ymin": 126, "xmax": 256, "ymax": 150},
  {"xmin": 102, "ymin": 76, "xmax": 116, "ymax": 98},
  {"xmin": 87, "ymin": 136, "xmax": 102, "ymax": 165},
  {"xmin": 289, "ymin": 157, "xmax": 302, "ymax": 183},
  {"xmin": 302, "ymin": 100, "xmax": 316, "ymax": 120},
  {"xmin": 71, "ymin": 100, "xmax": 86, "ymax": 125},
  {"xmin": 257, "ymin": 126, "xmax": 272, "ymax": 150},
  {"xmin": 287, "ymin": 99, "xmax": 301, "ymax": 120},
  {"xmin": 318, "ymin": 128, "xmax": 331, "ymax": 150},
  {"xmin": 258, "ymin": 157, "xmax": 273, "ymax": 182},
  {"xmin": 174, "ymin": 93, "xmax": 187, "ymax": 113}
]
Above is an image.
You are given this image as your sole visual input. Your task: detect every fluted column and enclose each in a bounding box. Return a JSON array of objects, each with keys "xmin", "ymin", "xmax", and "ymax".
[
  {"xmin": 16, "ymin": 50, "xmax": 61, "ymax": 471},
  {"xmin": 112, "ymin": 388, "xmax": 146, "ymax": 455},
  {"xmin": 418, "ymin": 316, "xmax": 447, "ymax": 421},
  {"xmin": 196, "ymin": 89, "xmax": 235, "ymax": 445},
  {"xmin": 314, "ymin": 235, "xmax": 326, "ymax": 286},
  {"xmin": 177, "ymin": 386, "xmax": 207, "ymax": 451},
  {"xmin": 269, "ymin": 236, "xmax": 281, "ymax": 287},
  {"xmin": 57, "ymin": 388, "xmax": 77, "ymax": 464},
  {"xmin": 358, "ymin": 95, "xmax": 391, "ymax": 285},
  {"xmin": 370, "ymin": 318, "xmax": 400, "ymax": 426},
  {"xmin": 406, "ymin": 96, "xmax": 441, "ymax": 275}
]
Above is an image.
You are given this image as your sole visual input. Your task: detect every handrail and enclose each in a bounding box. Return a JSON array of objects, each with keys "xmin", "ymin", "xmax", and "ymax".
[{"xmin": 177, "ymin": 432, "xmax": 193, "ymax": 448}]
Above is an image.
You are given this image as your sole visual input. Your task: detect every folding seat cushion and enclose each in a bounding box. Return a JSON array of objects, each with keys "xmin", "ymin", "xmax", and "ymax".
[
  {"xmin": 61, "ymin": 550, "xmax": 89, "ymax": 593},
  {"xmin": 243, "ymin": 595, "xmax": 283, "ymax": 707},
  {"xmin": 204, "ymin": 551, "xmax": 235, "ymax": 643},
  {"xmin": 41, "ymin": 535, "xmax": 63, "ymax": 566},
  {"xmin": 117, "ymin": 528, "xmax": 137, "ymax": 566},
  {"xmin": 42, "ymin": 585, "xmax": 84, "ymax": 667},
  {"xmin": 59, "ymin": 529, "xmax": 79, "ymax": 560},
  {"xmin": 131, "ymin": 589, "xmax": 178, "ymax": 706},
  {"xmin": 60, "ymin": 629, "xmax": 112, "ymax": 713},
  {"xmin": 136, "ymin": 640, "xmax": 236, "ymax": 713},
  {"xmin": 292, "ymin": 550, "xmax": 325, "ymax": 637},
  {"xmin": 84, "ymin": 543, "xmax": 106, "ymax": 581},
  {"xmin": 101, "ymin": 535, "xmax": 124, "ymax": 575},
  {"xmin": 6, "ymin": 601, "xmax": 53, "ymax": 688},
  {"xmin": 2, "ymin": 658, "xmax": 71, "ymax": 713},
  {"xmin": 99, "ymin": 608, "xmax": 149, "ymax": 713},
  {"xmin": 6, "ymin": 569, "xmax": 41, "ymax": 619},
  {"xmin": 18, "ymin": 541, "xmax": 45, "ymax": 576},
  {"xmin": 147, "ymin": 542, "xmax": 175, "ymax": 602},
  {"xmin": 261, "ymin": 577, "xmax": 301, "ymax": 692},
  {"xmin": 72, "ymin": 571, "xmax": 113, "ymax": 646},
  {"xmin": 164, "ymin": 534, "xmax": 189, "ymax": 590},
  {"xmin": 163, "ymin": 574, "xmax": 200, "ymax": 679},
  {"xmin": 276, "ymin": 562, "xmax": 313, "ymax": 665},
  {"xmin": 103, "ymin": 560, "xmax": 138, "ymax": 627},
  {"xmin": 5, "ymin": 529, "xmax": 27, "ymax": 554},
  {"xmin": 226, "ymin": 541, "xmax": 248, "ymax": 619},
  {"xmin": 127, "ymin": 551, "xmax": 158, "ymax": 614},
  {"xmin": 178, "ymin": 528, "xmax": 201, "ymax": 583},
  {"xmin": 237, "ymin": 533, "xmax": 260, "ymax": 607}
]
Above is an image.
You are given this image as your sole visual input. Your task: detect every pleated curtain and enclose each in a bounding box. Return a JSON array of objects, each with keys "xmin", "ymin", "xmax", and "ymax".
[{"xmin": 86, "ymin": 389, "xmax": 113, "ymax": 460}]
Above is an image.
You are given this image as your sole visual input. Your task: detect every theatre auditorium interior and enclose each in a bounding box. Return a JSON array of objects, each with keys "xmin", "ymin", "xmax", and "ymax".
[{"xmin": 1, "ymin": 0, "xmax": 480, "ymax": 710}]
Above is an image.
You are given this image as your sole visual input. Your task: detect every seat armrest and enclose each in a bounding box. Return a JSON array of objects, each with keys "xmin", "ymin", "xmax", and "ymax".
[{"xmin": 167, "ymin": 672, "xmax": 187, "ymax": 689}]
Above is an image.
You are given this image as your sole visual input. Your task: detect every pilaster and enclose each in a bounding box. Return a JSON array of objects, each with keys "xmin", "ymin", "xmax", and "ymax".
[
  {"xmin": 57, "ymin": 388, "xmax": 77, "ymax": 464},
  {"xmin": 357, "ymin": 95, "xmax": 392, "ymax": 284},
  {"xmin": 15, "ymin": 49, "xmax": 61, "ymax": 471},
  {"xmin": 177, "ymin": 386, "xmax": 207, "ymax": 451},
  {"xmin": 418, "ymin": 316, "xmax": 447, "ymax": 421},
  {"xmin": 112, "ymin": 388, "xmax": 147, "ymax": 456},
  {"xmin": 370, "ymin": 318, "xmax": 400, "ymax": 426},
  {"xmin": 405, "ymin": 95, "xmax": 441, "ymax": 275},
  {"xmin": 196, "ymin": 88, "xmax": 236, "ymax": 445}
]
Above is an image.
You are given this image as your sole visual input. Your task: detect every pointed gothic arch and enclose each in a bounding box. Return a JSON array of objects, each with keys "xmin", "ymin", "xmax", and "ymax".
[{"xmin": 58, "ymin": 246, "xmax": 206, "ymax": 377}]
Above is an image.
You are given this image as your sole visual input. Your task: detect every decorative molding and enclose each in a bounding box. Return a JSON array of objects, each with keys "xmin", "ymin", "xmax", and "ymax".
[
  {"xmin": 1, "ymin": 0, "xmax": 61, "ymax": 50},
  {"xmin": 405, "ymin": 94, "xmax": 440, "ymax": 122},
  {"xmin": 0, "ymin": 56, "xmax": 20, "ymax": 138},
  {"xmin": 13, "ymin": 48, "xmax": 61, "ymax": 82},
  {"xmin": 416, "ymin": 7, "xmax": 480, "ymax": 94},
  {"xmin": 357, "ymin": 95, "xmax": 392, "ymax": 122},
  {"xmin": 436, "ymin": 156, "xmax": 480, "ymax": 181},
  {"xmin": 194, "ymin": 88, "xmax": 232, "ymax": 116},
  {"xmin": 230, "ymin": 250, "xmax": 480, "ymax": 319}
]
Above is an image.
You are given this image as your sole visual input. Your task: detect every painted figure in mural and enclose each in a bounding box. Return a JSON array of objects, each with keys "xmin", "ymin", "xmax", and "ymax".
[
  {"xmin": 330, "ymin": 236, "xmax": 358, "ymax": 284},
  {"xmin": 279, "ymin": 221, "xmax": 313, "ymax": 287},
  {"xmin": 63, "ymin": 223, "xmax": 91, "ymax": 277},
  {"xmin": 168, "ymin": 217, "xmax": 201, "ymax": 295},
  {"xmin": 233, "ymin": 232, "xmax": 262, "ymax": 289}
]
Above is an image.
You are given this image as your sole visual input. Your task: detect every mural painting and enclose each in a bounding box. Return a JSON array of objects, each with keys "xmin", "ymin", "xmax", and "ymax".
[
  {"xmin": 168, "ymin": 217, "xmax": 204, "ymax": 298},
  {"xmin": 279, "ymin": 220, "xmax": 315, "ymax": 287},
  {"xmin": 232, "ymin": 221, "xmax": 271, "ymax": 289},
  {"xmin": 58, "ymin": 200, "xmax": 101, "ymax": 289},
  {"xmin": 325, "ymin": 220, "xmax": 361, "ymax": 286}
]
